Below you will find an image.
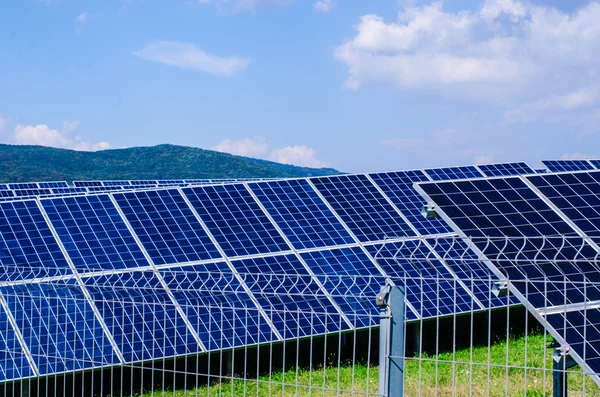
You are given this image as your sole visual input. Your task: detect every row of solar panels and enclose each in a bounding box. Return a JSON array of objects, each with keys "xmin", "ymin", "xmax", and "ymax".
[
  {"xmin": 0, "ymin": 161, "xmax": 553, "ymax": 381},
  {"xmin": 417, "ymin": 169, "xmax": 600, "ymax": 386}
]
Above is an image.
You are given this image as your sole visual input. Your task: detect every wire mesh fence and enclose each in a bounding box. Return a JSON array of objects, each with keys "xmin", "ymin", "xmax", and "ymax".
[{"xmin": 0, "ymin": 236, "xmax": 599, "ymax": 396}]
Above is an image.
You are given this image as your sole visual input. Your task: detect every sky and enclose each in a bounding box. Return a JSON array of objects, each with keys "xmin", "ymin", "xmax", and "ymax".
[{"xmin": 1, "ymin": 0, "xmax": 599, "ymax": 173}]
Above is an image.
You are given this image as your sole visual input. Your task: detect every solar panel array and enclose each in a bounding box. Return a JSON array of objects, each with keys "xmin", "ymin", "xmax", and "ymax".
[
  {"xmin": 0, "ymin": 162, "xmax": 535, "ymax": 382},
  {"xmin": 416, "ymin": 169, "xmax": 600, "ymax": 386},
  {"xmin": 542, "ymin": 159, "xmax": 596, "ymax": 172}
]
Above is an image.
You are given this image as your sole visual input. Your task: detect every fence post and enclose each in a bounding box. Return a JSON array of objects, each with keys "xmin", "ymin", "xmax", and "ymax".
[
  {"xmin": 377, "ymin": 283, "xmax": 406, "ymax": 397},
  {"xmin": 553, "ymin": 346, "xmax": 577, "ymax": 397}
]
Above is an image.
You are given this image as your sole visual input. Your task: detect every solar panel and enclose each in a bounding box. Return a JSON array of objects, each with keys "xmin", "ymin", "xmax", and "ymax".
[
  {"xmin": 182, "ymin": 184, "xmax": 291, "ymax": 257},
  {"xmin": 8, "ymin": 183, "xmax": 39, "ymax": 190},
  {"xmin": 0, "ymin": 302, "xmax": 35, "ymax": 380},
  {"xmin": 38, "ymin": 182, "xmax": 69, "ymax": 189},
  {"xmin": 1, "ymin": 282, "xmax": 119, "ymax": 375},
  {"xmin": 73, "ymin": 181, "xmax": 102, "ymax": 187},
  {"xmin": 41, "ymin": 195, "xmax": 150, "ymax": 272},
  {"xmin": 300, "ymin": 246, "xmax": 393, "ymax": 326},
  {"xmin": 82, "ymin": 270, "xmax": 201, "ymax": 362},
  {"xmin": 249, "ymin": 179, "xmax": 355, "ymax": 250},
  {"xmin": 424, "ymin": 165, "xmax": 484, "ymax": 181},
  {"xmin": 0, "ymin": 185, "xmax": 9, "ymax": 191},
  {"xmin": 415, "ymin": 178, "xmax": 600, "ymax": 308},
  {"xmin": 0, "ymin": 191, "xmax": 14, "ymax": 198},
  {"xmin": 590, "ymin": 160, "xmax": 600, "ymax": 169},
  {"xmin": 369, "ymin": 170, "xmax": 453, "ymax": 235},
  {"xmin": 14, "ymin": 189, "xmax": 51, "ymax": 197},
  {"xmin": 113, "ymin": 189, "xmax": 222, "ymax": 265},
  {"xmin": 476, "ymin": 162, "xmax": 534, "ymax": 177},
  {"xmin": 50, "ymin": 188, "xmax": 87, "ymax": 194},
  {"xmin": 159, "ymin": 262, "xmax": 276, "ymax": 351},
  {"xmin": 0, "ymin": 200, "xmax": 71, "ymax": 281},
  {"xmin": 87, "ymin": 186, "xmax": 125, "ymax": 192},
  {"xmin": 542, "ymin": 160, "xmax": 595, "ymax": 172},
  {"xmin": 310, "ymin": 174, "xmax": 416, "ymax": 242},
  {"xmin": 232, "ymin": 254, "xmax": 350, "ymax": 338},
  {"xmin": 102, "ymin": 181, "xmax": 132, "ymax": 187}
]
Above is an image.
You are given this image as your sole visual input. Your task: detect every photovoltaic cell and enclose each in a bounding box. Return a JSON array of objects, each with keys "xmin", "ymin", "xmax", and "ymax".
[
  {"xmin": 87, "ymin": 186, "xmax": 124, "ymax": 192},
  {"xmin": 311, "ymin": 174, "xmax": 416, "ymax": 242},
  {"xmin": 546, "ymin": 309, "xmax": 600, "ymax": 375},
  {"xmin": 542, "ymin": 160, "xmax": 594, "ymax": 172},
  {"xmin": 42, "ymin": 195, "xmax": 150, "ymax": 272},
  {"xmin": 250, "ymin": 179, "xmax": 355, "ymax": 250},
  {"xmin": 589, "ymin": 160, "xmax": 600, "ymax": 169},
  {"xmin": 300, "ymin": 247, "xmax": 391, "ymax": 327},
  {"xmin": 74, "ymin": 181, "xmax": 102, "ymax": 187},
  {"xmin": 183, "ymin": 185, "xmax": 290, "ymax": 257},
  {"xmin": 15, "ymin": 189, "xmax": 52, "ymax": 197},
  {"xmin": 366, "ymin": 240, "xmax": 474, "ymax": 318},
  {"xmin": 424, "ymin": 165, "xmax": 484, "ymax": 181},
  {"xmin": 417, "ymin": 178, "xmax": 600, "ymax": 308},
  {"xmin": 369, "ymin": 170, "xmax": 453, "ymax": 235},
  {"xmin": 113, "ymin": 189, "xmax": 221, "ymax": 265},
  {"xmin": 0, "ymin": 303, "xmax": 34, "ymax": 381},
  {"xmin": 160, "ymin": 262, "xmax": 275, "ymax": 351},
  {"xmin": 38, "ymin": 182, "xmax": 69, "ymax": 189},
  {"xmin": 2, "ymin": 282, "xmax": 119, "ymax": 375},
  {"xmin": 526, "ymin": 171, "xmax": 600, "ymax": 244},
  {"xmin": 83, "ymin": 271, "xmax": 201, "ymax": 362},
  {"xmin": 51, "ymin": 188, "xmax": 87, "ymax": 195},
  {"xmin": 232, "ymin": 254, "xmax": 349, "ymax": 338},
  {"xmin": 103, "ymin": 181, "xmax": 131, "ymax": 187},
  {"xmin": 0, "ymin": 200, "xmax": 71, "ymax": 281},
  {"xmin": 477, "ymin": 162, "xmax": 535, "ymax": 177},
  {"xmin": 0, "ymin": 191, "xmax": 15, "ymax": 198},
  {"xmin": 9, "ymin": 183, "xmax": 38, "ymax": 190}
]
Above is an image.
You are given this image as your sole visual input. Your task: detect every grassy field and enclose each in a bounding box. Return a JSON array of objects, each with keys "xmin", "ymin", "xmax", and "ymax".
[{"xmin": 133, "ymin": 333, "xmax": 600, "ymax": 397}]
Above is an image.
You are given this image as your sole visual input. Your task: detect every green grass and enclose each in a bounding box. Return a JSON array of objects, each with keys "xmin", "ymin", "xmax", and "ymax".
[{"xmin": 133, "ymin": 334, "xmax": 600, "ymax": 397}]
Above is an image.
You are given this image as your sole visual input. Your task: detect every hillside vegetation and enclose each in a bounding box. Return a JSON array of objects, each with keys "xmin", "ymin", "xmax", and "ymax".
[{"xmin": 0, "ymin": 144, "xmax": 341, "ymax": 182}]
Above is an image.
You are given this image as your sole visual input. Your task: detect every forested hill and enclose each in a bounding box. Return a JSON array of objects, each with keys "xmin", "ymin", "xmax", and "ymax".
[{"xmin": 0, "ymin": 144, "xmax": 342, "ymax": 182}]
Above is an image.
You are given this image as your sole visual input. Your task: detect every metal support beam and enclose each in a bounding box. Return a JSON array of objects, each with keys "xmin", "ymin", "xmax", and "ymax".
[
  {"xmin": 553, "ymin": 346, "xmax": 577, "ymax": 397},
  {"xmin": 377, "ymin": 283, "xmax": 406, "ymax": 397}
]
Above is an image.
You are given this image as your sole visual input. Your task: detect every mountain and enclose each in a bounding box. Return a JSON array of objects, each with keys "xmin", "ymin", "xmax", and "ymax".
[{"xmin": 0, "ymin": 144, "xmax": 342, "ymax": 182}]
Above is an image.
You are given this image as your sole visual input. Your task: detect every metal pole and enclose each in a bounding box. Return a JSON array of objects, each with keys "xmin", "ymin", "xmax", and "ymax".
[
  {"xmin": 553, "ymin": 346, "xmax": 576, "ymax": 397},
  {"xmin": 377, "ymin": 283, "xmax": 406, "ymax": 397}
]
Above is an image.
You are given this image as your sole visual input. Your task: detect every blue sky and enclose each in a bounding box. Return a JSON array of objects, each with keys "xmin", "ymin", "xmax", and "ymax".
[{"xmin": 0, "ymin": 0, "xmax": 599, "ymax": 172}]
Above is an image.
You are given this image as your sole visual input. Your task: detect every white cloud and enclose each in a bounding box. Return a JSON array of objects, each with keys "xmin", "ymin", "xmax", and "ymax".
[
  {"xmin": 134, "ymin": 41, "xmax": 250, "ymax": 77},
  {"xmin": 560, "ymin": 152, "xmax": 597, "ymax": 160},
  {"xmin": 334, "ymin": 0, "xmax": 600, "ymax": 98},
  {"xmin": 314, "ymin": 0, "xmax": 333, "ymax": 13},
  {"xmin": 212, "ymin": 137, "xmax": 269, "ymax": 157},
  {"xmin": 268, "ymin": 146, "xmax": 327, "ymax": 167},
  {"xmin": 505, "ymin": 85, "xmax": 600, "ymax": 123},
  {"xmin": 75, "ymin": 12, "xmax": 88, "ymax": 35},
  {"xmin": 10, "ymin": 122, "xmax": 110, "ymax": 151},
  {"xmin": 474, "ymin": 153, "xmax": 495, "ymax": 164},
  {"xmin": 212, "ymin": 137, "xmax": 328, "ymax": 167}
]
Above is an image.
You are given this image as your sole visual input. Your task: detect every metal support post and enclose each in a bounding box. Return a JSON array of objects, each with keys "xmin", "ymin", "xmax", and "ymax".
[
  {"xmin": 377, "ymin": 283, "xmax": 406, "ymax": 397},
  {"xmin": 553, "ymin": 346, "xmax": 577, "ymax": 397}
]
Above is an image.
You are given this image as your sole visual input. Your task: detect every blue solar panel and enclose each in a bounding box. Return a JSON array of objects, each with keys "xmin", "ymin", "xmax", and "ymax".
[
  {"xmin": 158, "ymin": 180, "xmax": 185, "ymax": 186},
  {"xmin": 426, "ymin": 237, "xmax": 518, "ymax": 309},
  {"xmin": 74, "ymin": 181, "xmax": 102, "ymax": 187},
  {"xmin": 366, "ymin": 240, "xmax": 474, "ymax": 318},
  {"xmin": 15, "ymin": 189, "xmax": 51, "ymax": 197},
  {"xmin": 546, "ymin": 309, "xmax": 600, "ymax": 375},
  {"xmin": 103, "ymin": 181, "xmax": 131, "ymax": 187},
  {"xmin": 160, "ymin": 262, "xmax": 276, "ymax": 351},
  {"xmin": 0, "ymin": 303, "xmax": 34, "ymax": 380},
  {"xmin": 589, "ymin": 160, "xmax": 600, "ymax": 170},
  {"xmin": 232, "ymin": 254, "xmax": 349, "ymax": 338},
  {"xmin": 249, "ymin": 180, "xmax": 355, "ymax": 250},
  {"xmin": 0, "ymin": 200, "xmax": 71, "ymax": 280},
  {"xmin": 424, "ymin": 165, "xmax": 484, "ymax": 181},
  {"xmin": 527, "ymin": 171, "xmax": 600, "ymax": 244},
  {"xmin": 38, "ymin": 182, "xmax": 69, "ymax": 189},
  {"xmin": 8, "ymin": 183, "xmax": 38, "ymax": 190},
  {"xmin": 0, "ymin": 191, "xmax": 14, "ymax": 198},
  {"xmin": 535, "ymin": 169, "xmax": 548, "ymax": 174},
  {"xmin": 300, "ymin": 247, "xmax": 393, "ymax": 326},
  {"xmin": 51, "ymin": 188, "xmax": 87, "ymax": 194},
  {"xmin": 0, "ymin": 185, "xmax": 9, "ymax": 191},
  {"xmin": 83, "ymin": 270, "xmax": 201, "ymax": 362},
  {"xmin": 183, "ymin": 184, "xmax": 290, "ymax": 257},
  {"xmin": 2, "ymin": 282, "xmax": 119, "ymax": 375},
  {"xmin": 311, "ymin": 174, "xmax": 416, "ymax": 242},
  {"xmin": 542, "ymin": 160, "xmax": 594, "ymax": 172},
  {"xmin": 87, "ymin": 186, "xmax": 124, "ymax": 192},
  {"xmin": 369, "ymin": 170, "xmax": 453, "ymax": 235},
  {"xmin": 477, "ymin": 162, "xmax": 534, "ymax": 177},
  {"xmin": 42, "ymin": 195, "xmax": 150, "ymax": 272},
  {"xmin": 416, "ymin": 178, "xmax": 600, "ymax": 308},
  {"xmin": 113, "ymin": 189, "xmax": 222, "ymax": 265}
]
